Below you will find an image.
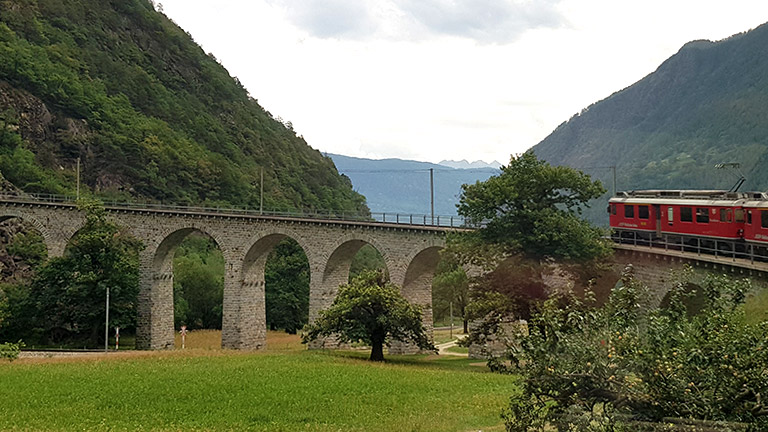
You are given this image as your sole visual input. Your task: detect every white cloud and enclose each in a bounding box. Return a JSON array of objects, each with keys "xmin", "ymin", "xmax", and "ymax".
[
  {"xmin": 156, "ymin": 0, "xmax": 768, "ymax": 164},
  {"xmin": 394, "ymin": 0, "xmax": 567, "ymax": 43},
  {"xmin": 268, "ymin": 0, "xmax": 378, "ymax": 39},
  {"xmin": 266, "ymin": 0, "xmax": 567, "ymax": 43}
]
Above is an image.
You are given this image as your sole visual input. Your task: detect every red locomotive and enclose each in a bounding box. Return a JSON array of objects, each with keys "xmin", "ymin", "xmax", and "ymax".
[{"xmin": 608, "ymin": 189, "xmax": 768, "ymax": 259}]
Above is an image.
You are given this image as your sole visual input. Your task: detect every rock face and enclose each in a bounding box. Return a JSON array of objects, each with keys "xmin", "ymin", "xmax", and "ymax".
[{"xmin": 0, "ymin": 81, "xmax": 91, "ymax": 174}]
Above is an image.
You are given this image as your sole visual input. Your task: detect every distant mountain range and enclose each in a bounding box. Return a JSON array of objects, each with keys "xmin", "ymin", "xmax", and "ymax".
[
  {"xmin": 438, "ymin": 159, "xmax": 502, "ymax": 170},
  {"xmin": 328, "ymin": 154, "xmax": 500, "ymax": 216}
]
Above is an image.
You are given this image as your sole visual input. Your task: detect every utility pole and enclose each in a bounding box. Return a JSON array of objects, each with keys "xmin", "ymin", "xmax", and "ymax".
[
  {"xmin": 430, "ymin": 168, "xmax": 434, "ymax": 225},
  {"xmin": 76, "ymin": 157, "xmax": 81, "ymax": 200},
  {"xmin": 260, "ymin": 167, "xmax": 264, "ymax": 215}
]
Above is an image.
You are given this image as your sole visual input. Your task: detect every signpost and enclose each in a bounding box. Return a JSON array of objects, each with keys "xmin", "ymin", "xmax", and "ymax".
[
  {"xmin": 180, "ymin": 325, "xmax": 187, "ymax": 349},
  {"xmin": 115, "ymin": 327, "xmax": 120, "ymax": 351}
]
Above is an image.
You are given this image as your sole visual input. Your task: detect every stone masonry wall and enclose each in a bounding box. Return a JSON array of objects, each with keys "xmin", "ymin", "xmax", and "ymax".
[{"xmin": 0, "ymin": 201, "xmax": 447, "ymax": 351}]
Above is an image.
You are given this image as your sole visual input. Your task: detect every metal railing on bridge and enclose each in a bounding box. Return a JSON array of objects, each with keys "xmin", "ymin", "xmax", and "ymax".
[
  {"xmin": 611, "ymin": 229, "xmax": 768, "ymax": 266},
  {"xmin": 0, "ymin": 192, "xmax": 470, "ymax": 228}
]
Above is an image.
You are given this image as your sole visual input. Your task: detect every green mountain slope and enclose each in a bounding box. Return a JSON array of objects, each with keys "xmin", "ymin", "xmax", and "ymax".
[
  {"xmin": 533, "ymin": 22, "xmax": 768, "ymax": 194},
  {"xmin": 0, "ymin": 0, "xmax": 367, "ymax": 213}
]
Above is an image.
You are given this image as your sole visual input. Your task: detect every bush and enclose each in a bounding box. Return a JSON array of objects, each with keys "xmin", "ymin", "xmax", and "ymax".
[
  {"xmin": 0, "ymin": 340, "xmax": 23, "ymax": 361},
  {"xmin": 497, "ymin": 265, "xmax": 768, "ymax": 431}
]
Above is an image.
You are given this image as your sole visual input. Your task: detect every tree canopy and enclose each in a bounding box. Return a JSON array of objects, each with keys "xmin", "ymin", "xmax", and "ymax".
[
  {"xmin": 5, "ymin": 200, "xmax": 142, "ymax": 346},
  {"xmin": 302, "ymin": 270, "xmax": 434, "ymax": 361},
  {"xmin": 455, "ymin": 151, "xmax": 610, "ymax": 264}
]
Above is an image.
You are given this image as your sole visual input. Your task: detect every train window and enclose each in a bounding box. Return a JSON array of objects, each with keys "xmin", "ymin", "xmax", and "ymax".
[
  {"xmin": 611, "ymin": 204, "xmax": 616, "ymax": 215},
  {"xmin": 638, "ymin": 205, "xmax": 649, "ymax": 219},
  {"xmin": 680, "ymin": 207, "xmax": 692, "ymax": 222},
  {"xmin": 667, "ymin": 207, "xmax": 674, "ymax": 225},
  {"xmin": 762, "ymin": 210, "xmax": 768, "ymax": 229},
  {"xmin": 735, "ymin": 209, "xmax": 745, "ymax": 223},
  {"xmin": 696, "ymin": 208, "xmax": 709, "ymax": 223},
  {"xmin": 719, "ymin": 208, "xmax": 733, "ymax": 223},
  {"xmin": 624, "ymin": 205, "xmax": 634, "ymax": 218},
  {"xmin": 747, "ymin": 211, "xmax": 752, "ymax": 225}
]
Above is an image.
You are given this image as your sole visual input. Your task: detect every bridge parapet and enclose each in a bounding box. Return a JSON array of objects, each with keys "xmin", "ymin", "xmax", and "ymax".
[
  {"xmin": 612, "ymin": 245, "xmax": 768, "ymax": 307},
  {"xmin": 0, "ymin": 192, "xmax": 468, "ymax": 229}
]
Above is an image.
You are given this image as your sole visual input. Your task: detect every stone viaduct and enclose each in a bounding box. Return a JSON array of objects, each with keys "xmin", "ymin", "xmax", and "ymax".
[
  {"xmin": 0, "ymin": 196, "xmax": 454, "ymax": 352},
  {"xmin": 611, "ymin": 244, "xmax": 768, "ymax": 306}
]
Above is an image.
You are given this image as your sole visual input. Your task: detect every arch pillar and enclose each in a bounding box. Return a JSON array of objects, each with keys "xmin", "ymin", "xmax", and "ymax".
[
  {"xmin": 389, "ymin": 246, "xmax": 442, "ymax": 355},
  {"xmin": 136, "ymin": 248, "xmax": 174, "ymax": 350},
  {"xmin": 223, "ymin": 246, "xmax": 265, "ymax": 350}
]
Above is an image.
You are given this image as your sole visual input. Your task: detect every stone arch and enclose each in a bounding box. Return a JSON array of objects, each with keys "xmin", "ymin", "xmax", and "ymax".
[
  {"xmin": 321, "ymin": 233, "xmax": 391, "ymax": 284},
  {"xmin": 150, "ymin": 226, "xmax": 225, "ymax": 274},
  {"xmin": 241, "ymin": 227, "xmax": 313, "ymax": 278},
  {"xmin": 402, "ymin": 245, "xmax": 442, "ymax": 298},
  {"xmin": 304, "ymin": 235, "xmax": 390, "ymax": 350},
  {"xmin": 225, "ymin": 228, "xmax": 313, "ymax": 350},
  {"xmin": 137, "ymin": 225, "xmax": 225, "ymax": 350},
  {"xmin": 0, "ymin": 212, "xmax": 59, "ymax": 258},
  {"xmin": 320, "ymin": 237, "xmax": 390, "ymax": 300}
]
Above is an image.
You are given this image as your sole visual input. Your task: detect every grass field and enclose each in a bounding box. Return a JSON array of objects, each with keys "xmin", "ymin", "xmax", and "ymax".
[{"xmin": 1, "ymin": 331, "xmax": 513, "ymax": 431}]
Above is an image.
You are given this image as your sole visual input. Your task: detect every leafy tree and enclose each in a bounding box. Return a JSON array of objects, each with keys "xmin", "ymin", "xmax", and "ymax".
[
  {"xmin": 172, "ymin": 234, "xmax": 224, "ymax": 330},
  {"xmin": 303, "ymin": 270, "xmax": 435, "ymax": 361},
  {"xmin": 348, "ymin": 244, "xmax": 386, "ymax": 281},
  {"xmin": 265, "ymin": 239, "xmax": 309, "ymax": 334},
  {"xmin": 448, "ymin": 152, "xmax": 611, "ymax": 350},
  {"xmin": 7, "ymin": 231, "xmax": 47, "ymax": 267},
  {"xmin": 455, "ymin": 151, "xmax": 610, "ymax": 265},
  {"xmin": 28, "ymin": 200, "xmax": 141, "ymax": 345},
  {"xmin": 431, "ymin": 258, "xmax": 469, "ymax": 332}
]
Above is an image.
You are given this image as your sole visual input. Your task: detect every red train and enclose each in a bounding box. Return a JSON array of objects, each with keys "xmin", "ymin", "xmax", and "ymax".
[{"xmin": 608, "ymin": 190, "xmax": 768, "ymax": 259}]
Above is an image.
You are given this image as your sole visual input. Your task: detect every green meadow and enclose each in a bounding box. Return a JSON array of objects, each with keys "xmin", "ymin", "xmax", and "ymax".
[{"xmin": 0, "ymin": 332, "xmax": 512, "ymax": 431}]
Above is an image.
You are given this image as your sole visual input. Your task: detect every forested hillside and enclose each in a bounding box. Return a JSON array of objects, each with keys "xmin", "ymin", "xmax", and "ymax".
[
  {"xmin": 0, "ymin": 0, "xmax": 366, "ymax": 213},
  {"xmin": 533, "ymin": 22, "xmax": 768, "ymax": 195}
]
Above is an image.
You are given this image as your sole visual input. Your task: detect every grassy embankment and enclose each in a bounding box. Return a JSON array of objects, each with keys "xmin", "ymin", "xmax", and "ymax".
[{"xmin": 0, "ymin": 331, "xmax": 512, "ymax": 431}]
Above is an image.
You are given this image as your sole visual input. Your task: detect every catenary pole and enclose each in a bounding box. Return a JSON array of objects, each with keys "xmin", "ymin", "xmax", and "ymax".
[{"xmin": 430, "ymin": 168, "xmax": 434, "ymax": 224}]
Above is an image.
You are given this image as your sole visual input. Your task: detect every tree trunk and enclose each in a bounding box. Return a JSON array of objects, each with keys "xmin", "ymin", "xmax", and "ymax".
[
  {"xmin": 463, "ymin": 318, "xmax": 468, "ymax": 334},
  {"xmin": 370, "ymin": 332, "xmax": 385, "ymax": 361}
]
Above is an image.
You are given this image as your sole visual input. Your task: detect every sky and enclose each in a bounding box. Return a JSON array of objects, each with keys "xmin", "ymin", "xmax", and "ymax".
[{"xmin": 157, "ymin": 0, "xmax": 768, "ymax": 164}]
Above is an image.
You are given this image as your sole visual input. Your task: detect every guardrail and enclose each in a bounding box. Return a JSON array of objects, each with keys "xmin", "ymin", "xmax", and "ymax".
[
  {"xmin": 611, "ymin": 229, "xmax": 767, "ymax": 264},
  {"xmin": 0, "ymin": 192, "xmax": 469, "ymax": 228}
]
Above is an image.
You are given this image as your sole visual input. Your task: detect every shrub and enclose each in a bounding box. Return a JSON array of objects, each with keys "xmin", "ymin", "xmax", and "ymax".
[
  {"xmin": 0, "ymin": 340, "xmax": 23, "ymax": 361},
  {"xmin": 498, "ymin": 266, "xmax": 768, "ymax": 431}
]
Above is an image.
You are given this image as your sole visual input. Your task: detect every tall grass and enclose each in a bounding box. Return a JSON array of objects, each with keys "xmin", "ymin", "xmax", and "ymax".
[{"xmin": 0, "ymin": 331, "xmax": 513, "ymax": 431}]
